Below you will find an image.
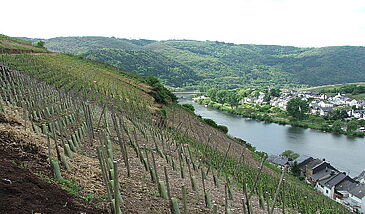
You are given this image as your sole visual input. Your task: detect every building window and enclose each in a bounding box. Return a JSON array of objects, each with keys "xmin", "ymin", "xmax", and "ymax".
[{"xmin": 326, "ymin": 190, "xmax": 329, "ymax": 194}]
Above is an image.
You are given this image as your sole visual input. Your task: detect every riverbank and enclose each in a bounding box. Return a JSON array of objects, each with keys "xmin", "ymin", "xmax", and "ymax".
[
  {"xmin": 179, "ymin": 96, "xmax": 365, "ymax": 176},
  {"xmin": 196, "ymin": 98, "xmax": 365, "ymax": 137}
]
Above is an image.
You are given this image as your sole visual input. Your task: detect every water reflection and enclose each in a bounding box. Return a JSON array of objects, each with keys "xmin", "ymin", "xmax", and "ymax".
[
  {"xmin": 287, "ymin": 126, "xmax": 305, "ymax": 135},
  {"xmin": 177, "ymin": 95, "xmax": 365, "ymax": 176}
]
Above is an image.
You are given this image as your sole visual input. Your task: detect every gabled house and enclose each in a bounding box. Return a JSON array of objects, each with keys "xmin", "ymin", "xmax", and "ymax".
[
  {"xmin": 355, "ymin": 171, "xmax": 365, "ymax": 184},
  {"xmin": 347, "ymin": 183, "xmax": 365, "ymax": 213},
  {"xmin": 335, "ymin": 179, "xmax": 357, "ymax": 203},
  {"xmin": 294, "ymin": 155, "xmax": 313, "ymax": 168},
  {"xmin": 316, "ymin": 172, "xmax": 351, "ymax": 199},
  {"xmin": 301, "ymin": 158, "xmax": 322, "ymax": 177},
  {"xmin": 310, "ymin": 105, "xmax": 333, "ymax": 116},
  {"xmin": 267, "ymin": 155, "xmax": 289, "ymax": 169},
  {"xmin": 305, "ymin": 160, "xmax": 337, "ymax": 184},
  {"xmin": 329, "ymin": 94, "xmax": 351, "ymax": 105}
]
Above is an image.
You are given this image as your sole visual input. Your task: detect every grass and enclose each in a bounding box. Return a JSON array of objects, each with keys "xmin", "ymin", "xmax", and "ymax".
[
  {"xmin": 303, "ymin": 82, "xmax": 365, "ymax": 91},
  {"xmin": 1, "ymin": 53, "xmax": 153, "ymax": 108},
  {"xmin": 57, "ymin": 178, "xmax": 81, "ymax": 197},
  {"xmin": 34, "ymin": 172, "xmax": 82, "ymax": 198},
  {"xmin": 0, "ymin": 34, "xmax": 48, "ymax": 52},
  {"xmin": 303, "ymin": 82, "xmax": 365, "ymax": 100}
]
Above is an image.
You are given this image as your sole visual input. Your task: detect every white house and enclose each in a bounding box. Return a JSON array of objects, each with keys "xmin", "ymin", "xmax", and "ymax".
[
  {"xmin": 353, "ymin": 110, "xmax": 365, "ymax": 119},
  {"xmin": 347, "ymin": 184, "xmax": 365, "ymax": 213},
  {"xmin": 318, "ymin": 100, "xmax": 334, "ymax": 108},
  {"xmin": 255, "ymin": 92, "xmax": 266, "ymax": 104},
  {"xmin": 315, "ymin": 172, "xmax": 348, "ymax": 199},
  {"xmin": 329, "ymin": 94, "xmax": 351, "ymax": 105},
  {"xmin": 347, "ymin": 99, "xmax": 359, "ymax": 107}
]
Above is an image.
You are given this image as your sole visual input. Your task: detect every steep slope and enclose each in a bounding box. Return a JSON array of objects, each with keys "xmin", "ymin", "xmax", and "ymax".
[
  {"xmin": 0, "ymin": 34, "xmax": 48, "ymax": 54},
  {"xmin": 0, "ymin": 36, "xmax": 352, "ymax": 213}
]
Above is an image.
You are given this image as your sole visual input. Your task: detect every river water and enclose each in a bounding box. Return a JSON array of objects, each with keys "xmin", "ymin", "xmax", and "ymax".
[{"xmin": 177, "ymin": 94, "xmax": 365, "ymax": 177}]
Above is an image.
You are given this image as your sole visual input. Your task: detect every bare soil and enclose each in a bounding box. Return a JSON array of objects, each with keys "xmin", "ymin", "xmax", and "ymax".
[{"xmin": 0, "ymin": 108, "xmax": 106, "ymax": 214}]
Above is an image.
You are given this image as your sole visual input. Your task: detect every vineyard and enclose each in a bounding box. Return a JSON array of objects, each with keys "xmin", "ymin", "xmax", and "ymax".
[{"xmin": 0, "ymin": 37, "xmax": 352, "ymax": 214}]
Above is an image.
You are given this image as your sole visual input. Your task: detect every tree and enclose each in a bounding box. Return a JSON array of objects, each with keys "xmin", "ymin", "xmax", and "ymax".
[
  {"xmin": 216, "ymin": 90, "xmax": 229, "ymax": 104},
  {"xmin": 144, "ymin": 75, "xmax": 177, "ymax": 104},
  {"xmin": 207, "ymin": 88, "xmax": 218, "ymax": 102},
  {"xmin": 181, "ymin": 104, "xmax": 195, "ymax": 113},
  {"xmin": 269, "ymin": 88, "xmax": 281, "ymax": 97},
  {"xmin": 36, "ymin": 41, "xmax": 45, "ymax": 48},
  {"xmin": 286, "ymin": 98, "xmax": 309, "ymax": 120},
  {"xmin": 325, "ymin": 109, "xmax": 348, "ymax": 120},
  {"xmin": 291, "ymin": 161, "xmax": 301, "ymax": 177},
  {"xmin": 217, "ymin": 125, "xmax": 229, "ymax": 133},
  {"xmin": 332, "ymin": 120, "xmax": 342, "ymax": 133},
  {"xmin": 347, "ymin": 120, "xmax": 358, "ymax": 132},
  {"xmin": 282, "ymin": 150, "xmax": 299, "ymax": 160},
  {"xmin": 227, "ymin": 91, "xmax": 240, "ymax": 108}
]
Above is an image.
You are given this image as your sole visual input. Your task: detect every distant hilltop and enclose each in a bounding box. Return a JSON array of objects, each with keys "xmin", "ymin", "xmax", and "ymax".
[{"xmin": 20, "ymin": 36, "xmax": 365, "ymax": 90}]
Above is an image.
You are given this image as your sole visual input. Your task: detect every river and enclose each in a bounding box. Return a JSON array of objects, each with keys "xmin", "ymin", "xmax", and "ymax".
[{"xmin": 177, "ymin": 94, "xmax": 365, "ymax": 177}]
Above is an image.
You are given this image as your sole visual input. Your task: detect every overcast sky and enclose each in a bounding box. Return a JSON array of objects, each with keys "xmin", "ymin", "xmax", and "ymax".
[{"xmin": 3, "ymin": 0, "xmax": 365, "ymax": 47}]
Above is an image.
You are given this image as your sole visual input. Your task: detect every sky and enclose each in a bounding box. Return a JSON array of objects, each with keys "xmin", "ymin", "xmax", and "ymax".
[{"xmin": 2, "ymin": 0, "xmax": 365, "ymax": 47}]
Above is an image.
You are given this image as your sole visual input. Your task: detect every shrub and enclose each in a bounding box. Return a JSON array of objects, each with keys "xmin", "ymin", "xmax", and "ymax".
[
  {"xmin": 203, "ymin": 118, "xmax": 218, "ymax": 128},
  {"xmin": 181, "ymin": 104, "xmax": 195, "ymax": 113},
  {"xmin": 217, "ymin": 125, "xmax": 228, "ymax": 133},
  {"xmin": 144, "ymin": 76, "xmax": 177, "ymax": 104}
]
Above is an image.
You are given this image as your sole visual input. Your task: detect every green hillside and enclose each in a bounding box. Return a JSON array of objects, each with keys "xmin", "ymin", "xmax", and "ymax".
[
  {"xmin": 80, "ymin": 48, "xmax": 200, "ymax": 87},
  {"xmin": 45, "ymin": 36, "xmax": 141, "ymax": 53},
  {"xmin": 0, "ymin": 35, "xmax": 352, "ymax": 213},
  {"xmin": 0, "ymin": 34, "xmax": 48, "ymax": 53},
  {"xmin": 44, "ymin": 37, "xmax": 365, "ymax": 90}
]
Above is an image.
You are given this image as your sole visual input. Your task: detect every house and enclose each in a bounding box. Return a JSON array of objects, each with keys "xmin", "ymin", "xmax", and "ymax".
[
  {"xmin": 293, "ymin": 155, "xmax": 313, "ymax": 168},
  {"xmin": 301, "ymin": 158, "xmax": 322, "ymax": 174},
  {"xmin": 346, "ymin": 108, "xmax": 354, "ymax": 117},
  {"xmin": 267, "ymin": 155, "xmax": 289, "ymax": 169},
  {"xmin": 347, "ymin": 99, "xmax": 359, "ymax": 107},
  {"xmin": 335, "ymin": 179, "xmax": 357, "ymax": 203},
  {"xmin": 310, "ymin": 105, "xmax": 333, "ymax": 116},
  {"xmin": 329, "ymin": 94, "xmax": 351, "ymax": 105},
  {"xmin": 358, "ymin": 100, "xmax": 365, "ymax": 108},
  {"xmin": 305, "ymin": 160, "xmax": 337, "ymax": 184},
  {"xmin": 355, "ymin": 171, "xmax": 365, "ymax": 184},
  {"xmin": 315, "ymin": 172, "xmax": 351, "ymax": 199},
  {"xmin": 255, "ymin": 92, "xmax": 266, "ymax": 104},
  {"xmin": 311, "ymin": 167, "xmax": 338, "ymax": 182},
  {"xmin": 303, "ymin": 91, "xmax": 326, "ymax": 99},
  {"xmin": 318, "ymin": 100, "xmax": 333, "ymax": 108},
  {"xmin": 353, "ymin": 110, "xmax": 365, "ymax": 119},
  {"xmin": 291, "ymin": 155, "xmax": 313, "ymax": 176},
  {"xmin": 347, "ymin": 183, "xmax": 365, "ymax": 213},
  {"xmin": 270, "ymin": 97, "xmax": 289, "ymax": 109}
]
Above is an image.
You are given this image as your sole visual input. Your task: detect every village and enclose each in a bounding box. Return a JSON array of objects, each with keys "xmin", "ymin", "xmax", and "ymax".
[
  {"xmin": 267, "ymin": 154, "xmax": 365, "ymax": 213},
  {"xmin": 244, "ymin": 90, "xmax": 365, "ymax": 118}
]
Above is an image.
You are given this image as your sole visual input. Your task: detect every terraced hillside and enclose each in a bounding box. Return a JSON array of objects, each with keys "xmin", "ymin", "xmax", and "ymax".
[
  {"xmin": 0, "ymin": 36, "xmax": 352, "ymax": 213},
  {"xmin": 0, "ymin": 34, "xmax": 49, "ymax": 54}
]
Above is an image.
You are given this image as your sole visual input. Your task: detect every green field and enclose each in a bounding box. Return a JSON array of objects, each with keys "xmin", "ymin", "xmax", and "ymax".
[{"xmin": 304, "ymin": 82, "xmax": 365, "ymax": 100}]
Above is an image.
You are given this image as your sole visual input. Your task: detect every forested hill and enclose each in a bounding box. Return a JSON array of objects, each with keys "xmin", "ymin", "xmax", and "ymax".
[
  {"xmin": 43, "ymin": 37, "xmax": 365, "ymax": 89},
  {"xmin": 80, "ymin": 48, "xmax": 201, "ymax": 87}
]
